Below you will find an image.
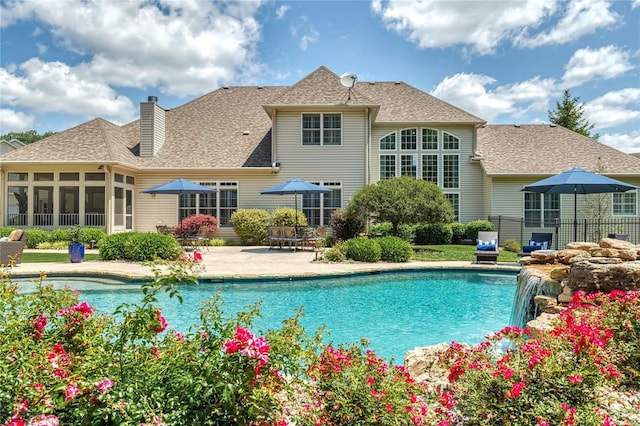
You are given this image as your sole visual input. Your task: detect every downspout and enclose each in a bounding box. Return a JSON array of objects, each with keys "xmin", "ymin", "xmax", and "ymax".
[
  {"xmin": 0, "ymin": 166, "xmax": 4, "ymax": 227},
  {"xmin": 365, "ymin": 107, "xmax": 370, "ymax": 185}
]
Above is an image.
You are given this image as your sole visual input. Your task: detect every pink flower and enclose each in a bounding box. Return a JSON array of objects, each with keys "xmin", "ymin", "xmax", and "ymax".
[
  {"xmin": 223, "ymin": 340, "xmax": 241, "ymax": 354},
  {"xmin": 95, "ymin": 379, "xmax": 115, "ymax": 393},
  {"xmin": 65, "ymin": 383, "xmax": 80, "ymax": 401},
  {"xmin": 153, "ymin": 310, "xmax": 168, "ymax": 333},
  {"xmin": 58, "ymin": 301, "xmax": 93, "ymax": 318},
  {"xmin": 537, "ymin": 417, "xmax": 549, "ymax": 426},
  {"xmin": 568, "ymin": 374, "xmax": 583, "ymax": 383},
  {"xmin": 32, "ymin": 315, "xmax": 47, "ymax": 338},
  {"xmin": 385, "ymin": 403, "xmax": 394, "ymax": 412},
  {"xmin": 175, "ymin": 332, "xmax": 185, "ymax": 341},
  {"xmin": 508, "ymin": 381, "xmax": 525, "ymax": 399},
  {"xmin": 7, "ymin": 419, "xmax": 26, "ymax": 426},
  {"xmin": 27, "ymin": 414, "xmax": 59, "ymax": 426}
]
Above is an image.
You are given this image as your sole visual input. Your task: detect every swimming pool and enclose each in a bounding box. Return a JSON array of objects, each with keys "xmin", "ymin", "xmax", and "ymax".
[{"xmin": 15, "ymin": 270, "xmax": 517, "ymax": 361}]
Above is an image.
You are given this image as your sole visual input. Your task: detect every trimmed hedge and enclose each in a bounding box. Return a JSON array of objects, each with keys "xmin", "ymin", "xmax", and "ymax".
[
  {"xmin": 376, "ymin": 236, "xmax": 413, "ymax": 262},
  {"xmin": 230, "ymin": 209, "xmax": 271, "ymax": 245},
  {"xmin": 464, "ymin": 219, "xmax": 496, "ymax": 241},
  {"xmin": 414, "ymin": 223, "xmax": 453, "ymax": 245},
  {"xmin": 450, "ymin": 222, "xmax": 466, "ymax": 243},
  {"xmin": 344, "ymin": 237, "xmax": 381, "ymax": 262},
  {"xmin": 124, "ymin": 232, "xmax": 183, "ymax": 261}
]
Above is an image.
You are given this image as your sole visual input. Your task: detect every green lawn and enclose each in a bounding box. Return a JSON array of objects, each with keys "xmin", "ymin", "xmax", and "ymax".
[
  {"xmin": 412, "ymin": 244, "xmax": 519, "ymax": 263},
  {"xmin": 21, "ymin": 252, "xmax": 103, "ymax": 263}
]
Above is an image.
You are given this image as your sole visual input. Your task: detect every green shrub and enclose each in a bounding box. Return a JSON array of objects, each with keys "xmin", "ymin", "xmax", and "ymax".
[
  {"xmin": 36, "ymin": 242, "xmax": 53, "ymax": 249},
  {"xmin": 329, "ymin": 208, "xmax": 365, "ymax": 242},
  {"xmin": 25, "ymin": 228, "xmax": 49, "ymax": 248},
  {"xmin": 344, "ymin": 237, "xmax": 381, "ymax": 262},
  {"xmin": 230, "ymin": 209, "xmax": 271, "ymax": 245},
  {"xmin": 450, "ymin": 222, "xmax": 466, "ymax": 243},
  {"xmin": 0, "ymin": 228, "xmax": 15, "ymax": 238},
  {"xmin": 52, "ymin": 241, "xmax": 68, "ymax": 250},
  {"xmin": 82, "ymin": 228, "xmax": 107, "ymax": 247},
  {"xmin": 48, "ymin": 228, "xmax": 69, "ymax": 243},
  {"xmin": 271, "ymin": 207, "xmax": 307, "ymax": 228},
  {"xmin": 504, "ymin": 239, "xmax": 521, "ymax": 253},
  {"xmin": 124, "ymin": 233, "xmax": 183, "ymax": 261},
  {"xmin": 323, "ymin": 243, "xmax": 346, "ymax": 262},
  {"xmin": 367, "ymin": 222, "xmax": 393, "ymax": 237},
  {"xmin": 209, "ymin": 238, "xmax": 232, "ymax": 246},
  {"xmin": 464, "ymin": 219, "xmax": 496, "ymax": 241},
  {"xmin": 99, "ymin": 232, "xmax": 137, "ymax": 260},
  {"xmin": 414, "ymin": 223, "xmax": 453, "ymax": 245},
  {"xmin": 376, "ymin": 236, "xmax": 413, "ymax": 262}
]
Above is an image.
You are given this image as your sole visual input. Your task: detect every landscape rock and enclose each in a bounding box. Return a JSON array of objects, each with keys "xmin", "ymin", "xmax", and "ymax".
[
  {"xmin": 600, "ymin": 237, "xmax": 634, "ymax": 251},
  {"xmin": 550, "ymin": 265, "xmax": 570, "ymax": 280},
  {"xmin": 565, "ymin": 242, "xmax": 599, "ymax": 251},
  {"xmin": 589, "ymin": 257, "xmax": 623, "ymax": 264},
  {"xmin": 527, "ymin": 312, "xmax": 558, "ymax": 336},
  {"xmin": 405, "ymin": 343, "xmax": 452, "ymax": 392},
  {"xmin": 556, "ymin": 249, "xmax": 590, "ymax": 265},
  {"xmin": 565, "ymin": 261, "xmax": 640, "ymax": 293},
  {"xmin": 530, "ymin": 250, "xmax": 556, "ymax": 264}
]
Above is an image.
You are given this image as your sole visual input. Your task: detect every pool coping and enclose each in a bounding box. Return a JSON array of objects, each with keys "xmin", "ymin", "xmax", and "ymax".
[{"xmin": 7, "ymin": 247, "xmax": 522, "ymax": 282}]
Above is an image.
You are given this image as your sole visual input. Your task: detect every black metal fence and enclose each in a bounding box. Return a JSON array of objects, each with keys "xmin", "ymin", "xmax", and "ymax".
[{"xmin": 488, "ymin": 215, "xmax": 640, "ymax": 248}]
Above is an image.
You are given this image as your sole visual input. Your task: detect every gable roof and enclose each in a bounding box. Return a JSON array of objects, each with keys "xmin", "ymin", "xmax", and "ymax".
[
  {"xmin": 0, "ymin": 138, "xmax": 26, "ymax": 149},
  {"xmin": 357, "ymin": 81, "xmax": 485, "ymax": 124},
  {"xmin": 478, "ymin": 124, "xmax": 640, "ymax": 176}
]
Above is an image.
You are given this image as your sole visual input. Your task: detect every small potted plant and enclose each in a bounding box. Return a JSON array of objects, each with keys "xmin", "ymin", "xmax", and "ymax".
[{"xmin": 68, "ymin": 225, "xmax": 85, "ymax": 263}]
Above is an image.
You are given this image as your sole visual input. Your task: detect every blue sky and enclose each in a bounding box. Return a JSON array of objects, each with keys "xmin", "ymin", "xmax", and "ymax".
[{"xmin": 1, "ymin": 0, "xmax": 639, "ymax": 153}]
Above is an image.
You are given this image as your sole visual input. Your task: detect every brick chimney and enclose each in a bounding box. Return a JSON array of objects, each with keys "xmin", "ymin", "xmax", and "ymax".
[{"xmin": 139, "ymin": 96, "xmax": 165, "ymax": 157}]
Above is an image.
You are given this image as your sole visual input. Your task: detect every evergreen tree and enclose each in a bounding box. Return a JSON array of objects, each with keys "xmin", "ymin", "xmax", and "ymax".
[
  {"xmin": 0, "ymin": 129, "xmax": 56, "ymax": 144},
  {"xmin": 548, "ymin": 89, "xmax": 599, "ymax": 140}
]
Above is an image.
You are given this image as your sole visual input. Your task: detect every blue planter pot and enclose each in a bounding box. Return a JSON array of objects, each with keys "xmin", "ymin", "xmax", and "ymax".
[{"xmin": 68, "ymin": 243, "xmax": 85, "ymax": 263}]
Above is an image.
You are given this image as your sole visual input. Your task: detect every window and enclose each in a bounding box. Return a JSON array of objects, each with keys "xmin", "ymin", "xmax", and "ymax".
[
  {"xmin": 422, "ymin": 128, "xmax": 438, "ymax": 150},
  {"xmin": 422, "ymin": 154, "xmax": 438, "ymax": 184},
  {"xmin": 303, "ymin": 182, "xmax": 341, "ymax": 226},
  {"xmin": 114, "ymin": 187, "xmax": 125, "ymax": 226},
  {"xmin": 380, "ymin": 155, "xmax": 396, "ymax": 180},
  {"xmin": 442, "ymin": 155, "xmax": 459, "ymax": 189},
  {"xmin": 114, "ymin": 173, "xmax": 124, "ymax": 183},
  {"xmin": 60, "ymin": 173, "xmax": 79, "ymax": 181},
  {"xmin": 34, "ymin": 173, "xmax": 54, "ymax": 181},
  {"xmin": 379, "ymin": 133, "xmax": 396, "ymax": 150},
  {"xmin": 524, "ymin": 193, "xmax": 559, "ymax": 227},
  {"xmin": 85, "ymin": 173, "xmax": 105, "ymax": 181},
  {"xmin": 59, "ymin": 186, "xmax": 79, "ymax": 226},
  {"xmin": 445, "ymin": 193, "xmax": 459, "ymax": 221},
  {"xmin": 179, "ymin": 182, "xmax": 238, "ymax": 226},
  {"xmin": 34, "ymin": 186, "xmax": 53, "ymax": 226},
  {"xmin": 400, "ymin": 154, "xmax": 417, "ymax": 178},
  {"xmin": 613, "ymin": 192, "xmax": 636, "ymax": 216},
  {"xmin": 85, "ymin": 186, "xmax": 105, "ymax": 226},
  {"xmin": 400, "ymin": 129, "xmax": 417, "ymax": 150},
  {"xmin": 302, "ymin": 113, "xmax": 342, "ymax": 146},
  {"xmin": 8, "ymin": 172, "xmax": 27, "ymax": 181},
  {"xmin": 443, "ymin": 132, "xmax": 459, "ymax": 150},
  {"xmin": 7, "ymin": 186, "xmax": 27, "ymax": 226}
]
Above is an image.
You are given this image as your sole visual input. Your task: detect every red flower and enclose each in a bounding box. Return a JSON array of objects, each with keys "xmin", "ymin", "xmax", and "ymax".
[
  {"xmin": 568, "ymin": 374, "xmax": 583, "ymax": 383},
  {"xmin": 153, "ymin": 310, "xmax": 168, "ymax": 333},
  {"xmin": 508, "ymin": 381, "xmax": 525, "ymax": 399}
]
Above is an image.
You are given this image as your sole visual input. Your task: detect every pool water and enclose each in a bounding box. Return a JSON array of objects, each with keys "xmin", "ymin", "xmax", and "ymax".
[{"xmin": 18, "ymin": 271, "xmax": 516, "ymax": 361}]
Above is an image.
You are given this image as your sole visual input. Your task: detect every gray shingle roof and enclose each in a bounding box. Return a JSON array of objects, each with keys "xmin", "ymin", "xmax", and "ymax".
[{"xmin": 477, "ymin": 124, "xmax": 640, "ymax": 175}]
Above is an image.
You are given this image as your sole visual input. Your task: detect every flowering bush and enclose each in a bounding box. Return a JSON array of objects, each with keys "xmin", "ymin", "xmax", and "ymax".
[
  {"xmin": 176, "ymin": 213, "xmax": 218, "ymax": 232},
  {"xmin": 439, "ymin": 290, "xmax": 640, "ymax": 426}
]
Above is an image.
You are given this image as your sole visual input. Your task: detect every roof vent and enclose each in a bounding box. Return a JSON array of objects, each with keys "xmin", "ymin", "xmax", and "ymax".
[
  {"xmin": 514, "ymin": 124, "xmax": 520, "ymax": 128},
  {"xmin": 243, "ymin": 130, "xmax": 250, "ymax": 135},
  {"xmin": 549, "ymin": 124, "xmax": 556, "ymax": 127},
  {"xmin": 147, "ymin": 95, "xmax": 158, "ymax": 103}
]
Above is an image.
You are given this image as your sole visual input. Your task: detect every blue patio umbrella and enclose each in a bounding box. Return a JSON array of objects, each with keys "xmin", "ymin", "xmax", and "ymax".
[
  {"xmin": 261, "ymin": 178, "xmax": 331, "ymax": 228},
  {"xmin": 521, "ymin": 168, "xmax": 636, "ymax": 241},
  {"xmin": 142, "ymin": 178, "xmax": 217, "ymax": 229}
]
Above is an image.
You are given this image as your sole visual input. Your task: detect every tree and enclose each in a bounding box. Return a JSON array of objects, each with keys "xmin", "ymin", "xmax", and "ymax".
[
  {"xmin": 346, "ymin": 176, "xmax": 454, "ymax": 236},
  {"xmin": 583, "ymin": 157, "xmax": 611, "ymax": 241},
  {"xmin": 0, "ymin": 130, "xmax": 56, "ymax": 144},
  {"xmin": 548, "ymin": 89, "xmax": 599, "ymax": 140}
]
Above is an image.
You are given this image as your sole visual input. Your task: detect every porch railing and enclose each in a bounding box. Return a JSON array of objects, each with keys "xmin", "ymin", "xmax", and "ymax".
[
  {"xmin": 5, "ymin": 213, "xmax": 105, "ymax": 228},
  {"xmin": 489, "ymin": 215, "xmax": 640, "ymax": 248}
]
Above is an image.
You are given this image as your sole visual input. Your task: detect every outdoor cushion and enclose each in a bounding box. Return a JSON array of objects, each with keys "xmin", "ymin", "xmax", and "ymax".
[
  {"xmin": 476, "ymin": 240, "xmax": 497, "ymax": 251},
  {"xmin": 8, "ymin": 229, "xmax": 23, "ymax": 241},
  {"xmin": 528, "ymin": 240, "xmax": 548, "ymax": 250},
  {"xmin": 0, "ymin": 237, "xmax": 8, "ymax": 242},
  {"xmin": 522, "ymin": 244, "xmax": 543, "ymax": 253}
]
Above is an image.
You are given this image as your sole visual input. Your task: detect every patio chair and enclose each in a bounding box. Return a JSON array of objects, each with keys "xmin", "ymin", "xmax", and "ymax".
[
  {"xmin": 268, "ymin": 226, "xmax": 283, "ymax": 250},
  {"xmin": 281, "ymin": 226, "xmax": 304, "ymax": 251},
  {"xmin": 518, "ymin": 232, "xmax": 553, "ymax": 257},
  {"xmin": 475, "ymin": 231, "xmax": 499, "ymax": 264},
  {"xmin": 303, "ymin": 226, "xmax": 327, "ymax": 251},
  {"xmin": 189, "ymin": 225, "xmax": 211, "ymax": 250},
  {"xmin": 0, "ymin": 229, "xmax": 28, "ymax": 266},
  {"xmin": 607, "ymin": 233, "xmax": 629, "ymax": 241}
]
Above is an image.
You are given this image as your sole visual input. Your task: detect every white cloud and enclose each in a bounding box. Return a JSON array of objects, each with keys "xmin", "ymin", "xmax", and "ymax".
[
  {"xmin": 517, "ymin": 0, "xmax": 619, "ymax": 48},
  {"xmin": 432, "ymin": 73, "xmax": 556, "ymax": 121},
  {"xmin": 634, "ymin": 0, "xmax": 640, "ymax": 8},
  {"xmin": 0, "ymin": 108, "xmax": 35, "ymax": 133},
  {"xmin": 290, "ymin": 16, "xmax": 318, "ymax": 51},
  {"xmin": 562, "ymin": 46, "xmax": 634, "ymax": 87},
  {"xmin": 584, "ymin": 88, "xmax": 640, "ymax": 129},
  {"xmin": 372, "ymin": 0, "xmax": 620, "ymax": 55},
  {"xmin": 1, "ymin": 0, "xmax": 266, "ymax": 97},
  {"xmin": 600, "ymin": 130, "xmax": 640, "ymax": 153},
  {"xmin": 276, "ymin": 4, "xmax": 289, "ymax": 19},
  {"xmin": 0, "ymin": 59, "xmax": 136, "ymax": 124}
]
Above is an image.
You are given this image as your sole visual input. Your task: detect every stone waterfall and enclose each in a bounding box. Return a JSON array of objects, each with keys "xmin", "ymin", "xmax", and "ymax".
[{"xmin": 509, "ymin": 267, "xmax": 562, "ymax": 328}]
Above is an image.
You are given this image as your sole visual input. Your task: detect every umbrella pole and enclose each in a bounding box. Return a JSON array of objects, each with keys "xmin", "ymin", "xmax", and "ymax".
[{"xmin": 295, "ymin": 194, "xmax": 298, "ymax": 229}]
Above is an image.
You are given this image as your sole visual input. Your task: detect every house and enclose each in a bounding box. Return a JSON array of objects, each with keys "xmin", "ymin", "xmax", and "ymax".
[
  {"xmin": 1, "ymin": 66, "xmax": 639, "ymax": 244},
  {"xmin": 0, "ymin": 138, "xmax": 26, "ymax": 155}
]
